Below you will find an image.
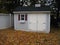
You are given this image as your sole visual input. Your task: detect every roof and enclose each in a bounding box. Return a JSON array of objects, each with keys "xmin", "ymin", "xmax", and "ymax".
[{"xmin": 14, "ymin": 6, "xmax": 51, "ymax": 11}]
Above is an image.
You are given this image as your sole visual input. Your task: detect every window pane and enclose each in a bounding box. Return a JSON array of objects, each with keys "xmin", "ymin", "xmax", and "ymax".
[
  {"xmin": 21, "ymin": 15, "xmax": 24, "ymax": 20},
  {"xmin": 21, "ymin": 15, "xmax": 24, "ymax": 18},
  {"xmin": 21, "ymin": 17, "xmax": 24, "ymax": 20}
]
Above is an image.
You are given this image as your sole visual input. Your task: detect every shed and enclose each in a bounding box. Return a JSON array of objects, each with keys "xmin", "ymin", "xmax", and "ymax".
[{"xmin": 13, "ymin": 6, "xmax": 50, "ymax": 33}]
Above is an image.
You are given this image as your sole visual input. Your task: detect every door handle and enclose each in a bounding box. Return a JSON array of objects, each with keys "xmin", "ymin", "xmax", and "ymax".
[{"xmin": 43, "ymin": 23, "xmax": 46, "ymax": 24}]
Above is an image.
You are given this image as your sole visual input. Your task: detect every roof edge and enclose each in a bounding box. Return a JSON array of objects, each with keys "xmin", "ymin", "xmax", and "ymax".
[{"xmin": 13, "ymin": 11, "xmax": 50, "ymax": 14}]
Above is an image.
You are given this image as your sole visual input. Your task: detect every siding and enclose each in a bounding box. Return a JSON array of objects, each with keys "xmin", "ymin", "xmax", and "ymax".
[
  {"xmin": 14, "ymin": 13, "xmax": 50, "ymax": 33},
  {"xmin": 14, "ymin": 14, "xmax": 28, "ymax": 30}
]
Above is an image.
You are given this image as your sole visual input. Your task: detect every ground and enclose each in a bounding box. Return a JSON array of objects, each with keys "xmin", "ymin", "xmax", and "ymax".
[{"xmin": 0, "ymin": 27, "xmax": 60, "ymax": 45}]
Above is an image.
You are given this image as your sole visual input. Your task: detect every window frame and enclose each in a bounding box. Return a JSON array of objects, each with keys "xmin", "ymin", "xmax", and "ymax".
[
  {"xmin": 18, "ymin": 14, "xmax": 27, "ymax": 22},
  {"xmin": 20, "ymin": 14, "xmax": 25, "ymax": 21}
]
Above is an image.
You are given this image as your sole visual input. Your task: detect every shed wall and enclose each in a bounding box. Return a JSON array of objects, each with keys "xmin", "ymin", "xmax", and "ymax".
[
  {"xmin": 28, "ymin": 14, "xmax": 50, "ymax": 33},
  {"xmin": 14, "ymin": 14, "xmax": 28, "ymax": 30},
  {"xmin": 14, "ymin": 13, "xmax": 50, "ymax": 33}
]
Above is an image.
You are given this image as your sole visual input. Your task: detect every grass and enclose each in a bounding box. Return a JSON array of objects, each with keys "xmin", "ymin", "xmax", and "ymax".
[{"xmin": 0, "ymin": 27, "xmax": 60, "ymax": 45}]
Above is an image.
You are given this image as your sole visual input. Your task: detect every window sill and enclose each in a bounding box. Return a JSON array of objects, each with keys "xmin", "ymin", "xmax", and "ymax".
[{"xmin": 19, "ymin": 20, "xmax": 26, "ymax": 24}]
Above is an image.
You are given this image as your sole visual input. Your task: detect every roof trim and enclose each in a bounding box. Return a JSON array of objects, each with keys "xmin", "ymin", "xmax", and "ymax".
[{"xmin": 13, "ymin": 11, "xmax": 50, "ymax": 14}]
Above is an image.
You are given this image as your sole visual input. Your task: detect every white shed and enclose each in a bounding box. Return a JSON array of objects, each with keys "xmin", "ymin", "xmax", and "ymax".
[{"xmin": 13, "ymin": 7, "xmax": 50, "ymax": 33}]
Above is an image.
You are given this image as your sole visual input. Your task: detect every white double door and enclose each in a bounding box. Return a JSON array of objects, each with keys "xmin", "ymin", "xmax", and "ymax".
[{"xmin": 28, "ymin": 14, "xmax": 47, "ymax": 31}]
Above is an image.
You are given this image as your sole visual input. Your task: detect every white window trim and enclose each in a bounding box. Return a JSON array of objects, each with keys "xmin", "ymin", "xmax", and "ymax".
[{"xmin": 19, "ymin": 14, "xmax": 26, "ymax": 22}]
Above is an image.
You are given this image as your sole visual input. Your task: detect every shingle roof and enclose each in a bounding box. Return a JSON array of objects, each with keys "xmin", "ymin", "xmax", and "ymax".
[{"xmin": 14, "ymin": 6, "xmax": 51, "ymax": 11}]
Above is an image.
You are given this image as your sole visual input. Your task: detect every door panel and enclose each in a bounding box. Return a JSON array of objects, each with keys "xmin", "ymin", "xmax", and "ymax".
[
  {"xmin": 28, "ymin": 14, "xmax": 37, "ymax": 31},
  {"xmin": 28, "ymin": 14, "xmax": 47, "ymax": 32},
  {"xmin": 38, "ymin": 14, "xmax": 47, "ymax": 31}
]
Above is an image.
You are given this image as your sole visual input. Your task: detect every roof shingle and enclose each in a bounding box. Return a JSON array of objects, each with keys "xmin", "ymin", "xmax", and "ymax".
[{"xmin": 14, "ymin": 6, "xmax": 51, "ymax": 11}]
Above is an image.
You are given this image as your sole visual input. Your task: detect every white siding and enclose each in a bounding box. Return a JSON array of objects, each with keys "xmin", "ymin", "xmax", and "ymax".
[
  {"xmin": 28, "ymin": 14, "xmax": 37, "ymax": 31},
  {"xmin": 14, "ymin": 14, "xmax": 28, "ymax": 30},
  {"xmin": 37, "ymin": 14, "xmax": 47, "ymax": 31},
  {"xmin": 28, "ymin": 14, "xmax": 50, "ymax": 33},
  {"xmin": 14, "ymin": 13, "xmax": 50, "ymax": 33}
]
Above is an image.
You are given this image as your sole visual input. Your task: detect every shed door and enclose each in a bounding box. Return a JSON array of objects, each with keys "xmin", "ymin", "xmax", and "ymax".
[
  {"xmin": 38, "ymin": 14, "xmax": 47, "ymax": 31},
  {"xmin": 28, "ymin": 14, "xmax": 37, "ymax": 31}
]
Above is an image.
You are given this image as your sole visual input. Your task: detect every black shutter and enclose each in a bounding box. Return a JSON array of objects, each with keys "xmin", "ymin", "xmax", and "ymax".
[
  {"xmin": 18, "ymin": 14, "xmax": 20, "ymax": 21},
  {"xmin": 25, "ymin": 14, "xmax": 27, "ymax": 21}
]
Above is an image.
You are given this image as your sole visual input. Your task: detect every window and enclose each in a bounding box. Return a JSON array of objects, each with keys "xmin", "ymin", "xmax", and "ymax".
[
  {"xmin": 18, "ymin": 14, "xmax": 27, "ymax": 22},
  {"xmin": 21, "ymin": 15, "xmax": 24, "ymax": 20}
]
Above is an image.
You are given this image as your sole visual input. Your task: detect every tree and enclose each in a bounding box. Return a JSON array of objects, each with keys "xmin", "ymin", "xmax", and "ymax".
[
  {"xmin": 4, "ymin": 0, "xmax": 17, "ymax": 13},
  {"xmin": 50, "ymin": 0, "xmax": 60, "ymax": 27},
  {"xmin": 0, "ymin": 0, "xmax": 17, "ymax": 13},
  {"xmin": 55, "ymin": 0, "xmax": 60, "ymax": 27}
]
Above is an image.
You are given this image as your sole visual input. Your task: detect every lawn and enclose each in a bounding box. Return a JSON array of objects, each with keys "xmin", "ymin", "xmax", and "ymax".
[{"xmin": 0, "ymin": 27, "xmax": 60, "ymax": 45}]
